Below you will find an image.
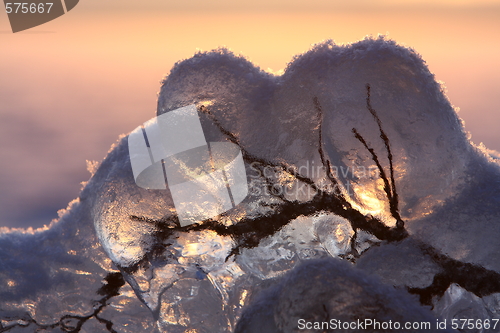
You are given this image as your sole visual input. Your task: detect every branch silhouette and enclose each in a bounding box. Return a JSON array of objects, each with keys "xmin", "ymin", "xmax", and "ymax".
[
  {"xmin": 127, "ymin": 85, "xmax": 500, "ymax": 307},
  {"xmin": 0, "ymin": 273, "xmax": 125, "ymax": 333},
  {"xmin": 130, "ymin": 92, "xmax": 409, "ymax": 269}
]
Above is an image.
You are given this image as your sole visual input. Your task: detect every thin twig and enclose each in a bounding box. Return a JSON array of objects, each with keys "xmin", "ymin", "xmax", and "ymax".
[
  {"xmin": 313, "ymin": 97, "xmax": 344, "ymax": 198},
  {"xmin": 364, "ymin": 84, "xmax": 402, "ymax": 224}
]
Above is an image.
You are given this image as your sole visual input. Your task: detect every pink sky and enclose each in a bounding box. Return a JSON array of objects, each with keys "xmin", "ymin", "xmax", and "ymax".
[{"xmin": 0, "ymin": 1, "xmax": 499, "ymax": 228}]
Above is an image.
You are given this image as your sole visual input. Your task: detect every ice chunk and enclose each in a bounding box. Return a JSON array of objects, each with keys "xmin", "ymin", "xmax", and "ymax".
[
  {"xmin": 0, "ymin": 199, "xmax": 155, "ymax": 332},
  {"xmin": 89, "ymin": 37, "xmax": 500, "ymax": 332},
  {"xmin": 3, "ymin": 36, "xmax": 500, "ymax": 333},
  {"xmin": 356, "ymin": 238, "xmax": 442, "ymax": 289},
  {"xmin": 157, "ymin": 37, "xmax": 472, "ymax": 227},
  {"xmin": 408, "ymin": 154, "xmax": 500, "ymax": 273},
  {"xmin": 236, "ymin": 259, "xmax": 452, "ymax": 333},
  {"xmin": 434, "ymin": 284, "xmax": 491, "ymax": 333}
]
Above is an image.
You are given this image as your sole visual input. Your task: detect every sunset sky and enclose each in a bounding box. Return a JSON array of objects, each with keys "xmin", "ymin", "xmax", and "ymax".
[{"xmin": 1, "ymin": 0, "xmax": 499, "ymax": 228}]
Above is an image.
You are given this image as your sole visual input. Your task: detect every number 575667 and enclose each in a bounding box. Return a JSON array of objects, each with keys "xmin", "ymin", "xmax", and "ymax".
[{"xmin": 5, "ymin": 2, "xmax": 53, "ymax": 14}]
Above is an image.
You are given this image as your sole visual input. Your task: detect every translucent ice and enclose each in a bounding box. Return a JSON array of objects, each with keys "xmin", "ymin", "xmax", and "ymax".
[{"xmin": 2, "ymin": 36, "xmax": 500, "ymax": 332}]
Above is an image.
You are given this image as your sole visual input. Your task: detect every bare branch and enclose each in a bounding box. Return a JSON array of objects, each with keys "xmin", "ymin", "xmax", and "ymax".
[
  {"xmin": 364, "ymin": 84, "xmax": 402, "ymax": 225},
  {"xmin": 0, "ymin": 273, "xmax": 125, "ymax": 333},
  {"xmin": 313, "ymin": 97, "xmax": 344, "ymax": 198},
  {"xmin": 198, "ymin": 104, "xmax": 323, "ymax": 194},
  {"xmin": 352, "ymin": 128, "xmax": 395, "ymax": 212},
  {"xmin": 126, "ymin": 102, "xmax": 409, "ymax": 264}
]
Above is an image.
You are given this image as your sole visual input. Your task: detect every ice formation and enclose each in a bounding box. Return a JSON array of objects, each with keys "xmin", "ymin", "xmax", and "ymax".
[
  {"xmin": 235, "ymin": 259, "xmax": 446, "ymax": 333},
  {"xmin": 1, "ymin": 36, "xmax": 500, "ymax": 332}
]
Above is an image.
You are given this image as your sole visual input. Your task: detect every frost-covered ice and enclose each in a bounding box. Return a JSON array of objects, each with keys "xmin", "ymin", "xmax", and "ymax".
[
  {"xmin": 2, "ymin": 36, "xmax": 500, "ymax": 332},
  {"xmin": 0, "ymin": 199, "xmax": 156, "ymax": 332}
]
